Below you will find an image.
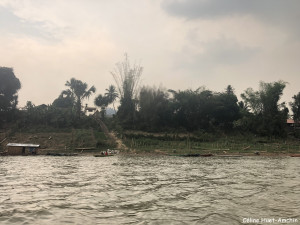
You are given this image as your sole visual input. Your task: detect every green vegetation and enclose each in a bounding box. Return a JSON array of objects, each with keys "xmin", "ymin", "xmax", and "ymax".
[
  {"xmin": 64, "ymin": 78, "xmax": 96, "ymax": 118},
  {"xmin": 111, "ymin": 54, "xmax": 142, "ymax": 129},
  {"xmin": 290, "ymin": 92, "xmax": 300, "ymax": 129},
  {"xmin": 238, "ymin": 81, "xmax": 288, "ymax": 137},
  {"xmin": 94, "ymin": 85, "xmax": 118, "ymax": 118},
  {"xmin": 0, "ymin": 67, "xmax": 21, "ymax": 127},
  {"xmin": 122, "ymin": 132, "xmax": 300, "ymax": 155},
  {"xmin": 1, "ymin": 58, "xmax": 300, "ymax": 154}
]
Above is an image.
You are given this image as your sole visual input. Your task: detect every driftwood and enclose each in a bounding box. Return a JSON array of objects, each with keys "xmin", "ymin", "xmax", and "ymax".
[{"xmin": 243, "ymin": 146, "xmax": 251, "ymax": 150}]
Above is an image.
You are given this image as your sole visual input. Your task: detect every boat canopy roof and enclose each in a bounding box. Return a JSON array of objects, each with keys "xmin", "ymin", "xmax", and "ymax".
[{"xmin": 7, "ymin": 143, "xmax": 40, "ymax": 148}]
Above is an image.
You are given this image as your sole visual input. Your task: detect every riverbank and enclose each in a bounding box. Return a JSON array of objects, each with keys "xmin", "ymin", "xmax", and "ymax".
[
  {"xmin": 1, "ymin": 127, "xmax": 300, "ymax": 157},
  {"xmin": 119, "ymin": 130, "xmax": 300, "ymax": 156},
  {"xmin": 0, "ymin": 127, "xmax": 117, "ymax": 154},
  {"xmin": 1, "ymin": 147, "xmax": 299, "ymax": 157}
]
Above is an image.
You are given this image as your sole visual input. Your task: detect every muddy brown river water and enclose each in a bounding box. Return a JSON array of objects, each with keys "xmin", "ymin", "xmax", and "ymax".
[{"xmin": 0, "ymin": 155, "xmax": 299, "ymax": 224}]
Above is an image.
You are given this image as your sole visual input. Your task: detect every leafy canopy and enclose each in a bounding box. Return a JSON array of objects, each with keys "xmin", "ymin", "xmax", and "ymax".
[{"xmin": 0, "ymin": 67, "xmax": 21, "ymax": 111}]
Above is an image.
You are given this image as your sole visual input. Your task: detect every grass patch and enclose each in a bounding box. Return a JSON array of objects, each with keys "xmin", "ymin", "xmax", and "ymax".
[
  {"xmin": 122, "ymin": 132, "xmax": 300, "ymax": 154},
  {"xmin": 15, "ymin": 125, "xmax": 72, "ymax": 134},
  {"xmin": 72, "ymin": 129, "xmax": 95, "ymax": 148},
  {"xmin": 94, "ymin": 131, "xmax": 107, "ymax": 141}
]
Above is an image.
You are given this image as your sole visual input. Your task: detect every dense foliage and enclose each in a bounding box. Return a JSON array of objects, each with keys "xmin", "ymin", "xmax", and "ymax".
[
  {"xmin": 132, "ymin": 85, "xmax": 240, "ymax": 132},
  {"xmin": 111, "ymin": 54, "xmax": 142, "ymax": 128},
  {"xmin": 237, "ymin": 81, "xmax": 288, "ymax": 137},
  {"xmin": 0, "ymin": 67, "xmax": 21, "ymax": 126},
  {"xmin": 290, "ymin": 92, "xmax": 300, "ymax": 124},
  {"xmin": 64, "ymin": 78, "xmax": 96, "ymax": 118},
  {"xmin": 0, "ymin": 64, "xmax": 296, "ymax": 139},
  {"xmin": 113, "ymin": 74, "xmax": 289, "ymax": 137}
]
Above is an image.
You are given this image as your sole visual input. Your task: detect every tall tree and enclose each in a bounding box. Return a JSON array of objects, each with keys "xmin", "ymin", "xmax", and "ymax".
[
  {"xmin": 290, "ymin": 92, "xmax": 300, "ymax": 125},
  {"xmin": 168, "ymin": 87, "xmax": 214, "ymax": 131},
  {"xmin": 241, "ymin": 81, "xmax": 287, "ymax": 116},
  {"xmin": 94, "ymin": 94, "xmax": 109, "ymax": 118},
  {"xmin": 111, "ymin": 54, "xmax": 143, "ymax": 128},
  {"xmin": 212, "ymin": 86, "xmax": 240, "ymax": 130},
  {"xmin": 241, "ymin": 80, "xmax": 288, "ymax": 137},
  {"xmin": 225, "ymin": 85, "xmax": 234, "ymax": 95},
  {"xmin": 64, "ymin": 78, "xmax": 96, "ymax": 118},
  {"xmin": 138, "ymin": 86, "xmax": 171, "ymax": 130},
  {"xmin": 52, "ymin": 91, "xmax": 74, "ymax": 109},
  {"xmin": 111, "ymin": 54, "xmax": 142, "ymax": 100},
  {"xmin": 105, "ymin": 85, "xmax": 118, "ymax": 112},
  {"xmin": 0, "ymin": 67, "xmax": 21, "ymax": 125}
]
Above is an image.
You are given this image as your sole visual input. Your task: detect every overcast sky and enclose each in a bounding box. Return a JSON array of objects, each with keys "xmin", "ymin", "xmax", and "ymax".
[{"xmin": 1, "ymin": 0, "xmax": 300, "ymax": 108}]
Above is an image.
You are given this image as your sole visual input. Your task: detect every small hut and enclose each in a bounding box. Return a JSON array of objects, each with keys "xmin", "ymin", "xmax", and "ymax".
[
  {"xmin": 84, "ymin": 104, "xmax": 97, "ymax": 115},
  {"xmin": 6, "ymin": 143, "xmax": 40, "ymax": 155}
]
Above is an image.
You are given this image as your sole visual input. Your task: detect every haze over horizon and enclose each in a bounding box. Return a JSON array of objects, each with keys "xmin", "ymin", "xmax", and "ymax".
[{"xmin": 1, "ymin": 0, "xmax": 300, "ymax": 108}]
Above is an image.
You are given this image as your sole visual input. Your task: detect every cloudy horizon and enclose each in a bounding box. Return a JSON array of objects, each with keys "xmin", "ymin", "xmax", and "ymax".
[{"xmin": 1, "ymin": 0, "xmax": 300, "ymax": 108}]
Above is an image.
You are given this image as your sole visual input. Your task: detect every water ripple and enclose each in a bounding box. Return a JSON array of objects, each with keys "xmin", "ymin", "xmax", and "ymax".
[{"xmin": 0, "ymin": 156, "xmax": 299, "ymax": 224}]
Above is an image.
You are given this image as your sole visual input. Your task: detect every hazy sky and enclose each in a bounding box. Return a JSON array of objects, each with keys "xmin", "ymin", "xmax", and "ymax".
[{"xmin": 1, "ymin": 0, "xmax": 300, "ymax": 108}]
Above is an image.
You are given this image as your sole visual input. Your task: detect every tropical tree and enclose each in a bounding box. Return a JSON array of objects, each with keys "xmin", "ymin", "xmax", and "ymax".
[
  {"xmin": 111, "ymin": 54, "xmax": 142, "ymax": 100},
  {"xmin": 212, "ymin": 86, "xmax": 240, "ymax": 130},
  {"xmin": 0, "ymin": 67, "xmax": 21, "ymax": 125},
  {"xmin": 167, "ymin": 86, "xmax": 240, "ymax": 132},
  {"xmin": 240, "ymin": 80, "xmax": 288, "ymax": 137},
  {"xmin": 19, "ymin": 100, "xmax": 75, "ymax": 128},
  {"xmin": 111, "ymin": 54, "xmax": 143, "ymax": 128},
  {"xmin": 64, "ymin": 78, "xmax": 96, "ymax": 118},
  {"xmin": 138, "ymin": 86, "xmax": 171, "ymax": 130},
  {"xmin": 168, "ymin": 87, "xmax": 215, "ymax": 131},
  {"xmin": 52, "ymin": 91, "xmax": 74, "ymax": 109},
  {"xmin": 225, "ymin": 85, "xmax": 234, "ymax": 95},
  {"xmin": 105, "ymin": 85, "xmax": 118, "ymax": 112},
  {"xmin": 290, "ymin": 92, "xmax": 300, "ymax": 125},
  {"xmin": 94, "ymin": 94, "xmax": 109, "ymax": 118}
]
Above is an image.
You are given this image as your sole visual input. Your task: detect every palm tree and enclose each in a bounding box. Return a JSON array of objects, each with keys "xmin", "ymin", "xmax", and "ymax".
[
  {"xmin": 105, "ymin": 85, "xmax": 118, "ymax": 112},
  {"xmin": 65, "ymin": 78, "xmax": 96, "ymax": 118},
  {"xmin": 94, "ymin": 94, "xmax": 109, "ymax": 118}
]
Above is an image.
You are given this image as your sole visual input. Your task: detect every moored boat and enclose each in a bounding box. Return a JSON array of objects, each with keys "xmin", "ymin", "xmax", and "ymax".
[
  {"xmin": 0, "ymin": 151, "xmax": 7, "ymax": 156},
  {"xmin": 290, "ymin": 154, "xmax": 300, "ymax": 157},
  {"xmin": 94, "ymin": 149, "xmax": 119, "ymax": 157},
  {"xmin": 171, "ymin": 153, "xmax": 213, "ymax": 157},
  {"xmin": 46, "ymin": 152, "xmax": 78, "ymax": 156},
  {"xmin": 94, "ymin": 154, "xmax": 114, "ymax": 157}
]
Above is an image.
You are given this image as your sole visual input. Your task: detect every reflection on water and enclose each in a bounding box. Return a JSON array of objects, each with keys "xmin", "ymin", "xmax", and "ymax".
[{"xmin": 0, "ymin": 156, "xmax": 299, "ymax": 224}]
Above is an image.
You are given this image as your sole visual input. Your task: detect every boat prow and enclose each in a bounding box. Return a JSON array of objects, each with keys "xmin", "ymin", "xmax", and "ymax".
[
  {"xmin": 216, "ymin": 155, "xmax": 243, "ymax": 158},
  {"xmin": 94, "ymin": 154, "xmax": 114, "ymax": 157}
]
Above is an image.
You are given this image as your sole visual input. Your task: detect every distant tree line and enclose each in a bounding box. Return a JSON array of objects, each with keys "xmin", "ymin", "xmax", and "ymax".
[
  {"xmin": 104, "ymin": 56, "xmax": 299, "ymax": 138},
  {"xmin": 1, "ymin": 61, "xmax": 300, "ymax": 138},
  {"xmin": 117, "ymin": 81, "xmax": 291, "ymax": 138}
]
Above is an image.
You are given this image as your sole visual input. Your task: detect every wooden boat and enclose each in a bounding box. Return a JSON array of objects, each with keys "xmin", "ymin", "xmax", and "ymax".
[
  {"xmin": 0, "ymin": 151, "xmax": 7, "ymax": 156},
  {"xmin": 94, "ymin": 149, "xmax": 119, "ymax": 157},
  {"xmin": 46, "ymin": 152, "xmax": 78, "ymax": 156},
  {"xmin": 94, "ymin": 154, "xmax": 114, "ymax": 157},
  {"xmin": 216, "ymin": 155, "xmax": 243, "ymax": 157},
  {"xmin": 290, "ymin": 154, "xmax": 300, "ymax": 157},
  {"xmin": 171, "ymin": 153, "xmax": 213, "ymax": 157}
]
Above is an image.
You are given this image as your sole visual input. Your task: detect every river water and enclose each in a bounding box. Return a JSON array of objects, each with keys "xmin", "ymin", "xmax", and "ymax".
[{"xmin": 0, "ymin": 155, "xmax": 299, "ymax": 225}]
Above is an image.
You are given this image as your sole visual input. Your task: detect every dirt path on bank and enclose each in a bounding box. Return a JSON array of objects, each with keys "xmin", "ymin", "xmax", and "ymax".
[
  {"xmin": 93, "ymin": 115, "xmax": 127, "ymax": 150},
  {"xmin": 110, "ymin": 132, "xmax": 127, "ymax": 150}
]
